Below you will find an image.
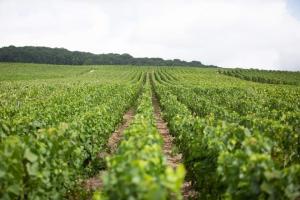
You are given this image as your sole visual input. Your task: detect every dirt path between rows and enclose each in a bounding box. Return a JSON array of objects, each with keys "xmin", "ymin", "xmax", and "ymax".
[
  {"xmin": 84, "ymin": 108, "xmax": 135, "ymax": 191},
  {"xmin": 107, "ymin": 108, "xmax": 135, "ymax": 154},
  {"xmin": 152, "ymin": 96, "xmax": 197, "ymax": 200}
]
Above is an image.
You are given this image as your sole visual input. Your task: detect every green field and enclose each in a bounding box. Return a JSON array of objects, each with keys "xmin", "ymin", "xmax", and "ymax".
[{"xmin": 0, "ymin": 63, "xmax": 299, "ymax": 200}]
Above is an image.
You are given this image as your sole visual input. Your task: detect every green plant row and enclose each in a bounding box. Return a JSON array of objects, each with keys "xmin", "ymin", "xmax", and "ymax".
[
  {"xmin": 219, "ymin": 69, "xmax": 300, "ymax": 85},
  {"xmin": 98, "ymin": 80, "xmax": 185, "ymax": 200},
  {"xmin": 166, "ymin": 85, "xmax": 300, "ymax": 166},
  {"xmin": 0, "ymin": 84, "xmax": 139, "ymax": 200},
  {"xmin": 154, "ymin": 69, "xmax": 300, "ymax": 166},
  {"xmin": 153, "ymin": 80, "xmax": 300, "ymax": 200},
  {"xmin": 0, "ymin": 83, "xmax": 136, "ymax": 140}
]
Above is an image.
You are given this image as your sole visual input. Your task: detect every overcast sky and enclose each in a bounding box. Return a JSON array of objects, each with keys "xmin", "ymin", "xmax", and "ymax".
[{"xmin": 1, "ymin": 0, "xmax": 300, "ymax": 70}]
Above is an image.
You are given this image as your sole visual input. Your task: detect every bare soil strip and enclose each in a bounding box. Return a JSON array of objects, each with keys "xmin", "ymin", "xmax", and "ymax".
[
  {"xmin": 84, "ymin": 108, "xmax": 135, "ymax": 191},
  {"xmin": 107, "ymin": 108, "xmax": 135, "ymax": 154},
  {"xmin": 152, "ymin": 96, "xmax": 197, "ymax": 199}
]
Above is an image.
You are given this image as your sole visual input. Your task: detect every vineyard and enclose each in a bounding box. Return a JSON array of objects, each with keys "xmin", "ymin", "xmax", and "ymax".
[
  {"xmin": 220, "ymin": 68, "xmax": 300, "ymax": 85},
  {"xmin": 0, "ymin": 63, "xmax": 299, "ymax": 200}
]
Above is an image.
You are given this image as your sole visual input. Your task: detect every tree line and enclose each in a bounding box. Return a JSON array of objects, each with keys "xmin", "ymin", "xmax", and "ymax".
[{"xmin": 0, "ymin": 46, "xmax": 216, "ymax": 67}]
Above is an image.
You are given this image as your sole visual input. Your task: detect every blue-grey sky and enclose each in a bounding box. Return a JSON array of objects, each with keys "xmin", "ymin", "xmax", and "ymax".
[
  {"xmin": 0, "ymin": 0, "xmax": 300, "ymax": 70},
  {"xmin": 287, "ymin": 0, "xmax": 300, "ymax": 20}
]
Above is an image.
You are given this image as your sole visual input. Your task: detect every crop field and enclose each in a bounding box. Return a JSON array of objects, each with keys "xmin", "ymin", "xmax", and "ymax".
[{"xmin": 0, "ymin": 63, "xmax": 300, "ymax": 200}]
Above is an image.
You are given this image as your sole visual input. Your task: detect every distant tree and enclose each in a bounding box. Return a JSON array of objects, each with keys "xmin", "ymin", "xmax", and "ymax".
[{"xmin": 0, "ymin": 46, "xmax": 216, "ymax": 68}]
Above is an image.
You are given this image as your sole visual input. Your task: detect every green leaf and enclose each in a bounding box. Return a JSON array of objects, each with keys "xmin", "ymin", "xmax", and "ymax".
[
  {"xmin": 26, "ymin": 162, "xmax": 39, "ymax": 176},
  {"xmin": 24, "ymin": 149, "xmax": 38, "ymax": 162}
]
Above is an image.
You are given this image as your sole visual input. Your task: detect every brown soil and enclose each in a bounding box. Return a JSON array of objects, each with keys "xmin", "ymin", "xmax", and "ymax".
[
  {"xmin": 152, "ymin": 96, "xmax": 197, "ymax": 200},
  {"xmin": 107, "ymin": 108, "xmax": 135, "ymax": 153},
  {"xmin": 83, "ymin": 108, "xmax": 135, "ymax": 192},
  {"xmin": 84, "ymin": 175, "xmax": 104, "ymax": 191}
]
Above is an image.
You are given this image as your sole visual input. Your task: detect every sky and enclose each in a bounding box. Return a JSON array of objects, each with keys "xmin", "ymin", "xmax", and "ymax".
[{"xmin": 0, "ymin": 0, "xmax": 300, "ymax": 71}]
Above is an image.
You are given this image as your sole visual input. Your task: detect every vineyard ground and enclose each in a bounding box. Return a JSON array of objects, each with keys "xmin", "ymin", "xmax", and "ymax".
[
  {"xmin": 152, "ymin": 95, "xmax": 197, "ymax": 199},
  {"xmin": 84, "ymin": 108, "xmax": 135, "ymax": 192},
  {"xmin": 84, "ymin": 95, "xmax": 195, "ymax": 199},
  {"xmin": 1, "ymin": 63, "xmax": 299, "ymax": 199}
]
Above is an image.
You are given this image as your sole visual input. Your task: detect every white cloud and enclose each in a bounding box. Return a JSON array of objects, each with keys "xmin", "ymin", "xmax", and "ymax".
[{"xmin": 0, "ymin": 0, "xmax": 300, "ymax": 70}]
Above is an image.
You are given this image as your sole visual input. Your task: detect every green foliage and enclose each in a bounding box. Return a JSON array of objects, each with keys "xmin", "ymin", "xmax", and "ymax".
[
  {"xmin": 0, "ymin": 124, "xmax": 81, "ymax": 199},
  {"xmin": 101, "ymin": 82, "xmax": 185, "ymax": 200},
  {"xmin": 220, "ymin": 68, "xmax": 300, "ymax": 85},
  {"xmin": 0, "ymin": 64, "xmax": 299, "ymax": 199},
  {"xmin": 152, "ymin": 69, "xmax": 300, "ymax": 200},
  {"xmin": 0, "ymin": 66, "xmax": 142, "ymax": 199}
]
